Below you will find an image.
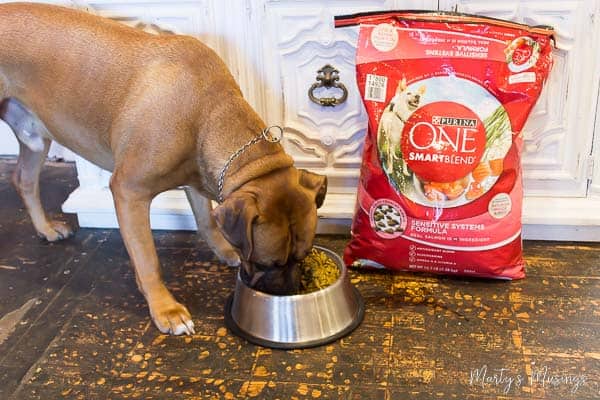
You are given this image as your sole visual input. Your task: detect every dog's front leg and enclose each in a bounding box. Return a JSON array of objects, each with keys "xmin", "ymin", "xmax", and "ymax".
[
  {"xmin": 110, "ymin": 178, "xmax": 195, "ymax": 335},
  {"xmin": 184, "ymin": 186, "xmax": 240, "ymax": 267}
]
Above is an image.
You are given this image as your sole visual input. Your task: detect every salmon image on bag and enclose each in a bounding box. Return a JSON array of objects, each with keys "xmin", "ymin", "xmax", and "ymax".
[{"xmin": 335, "ymin": 11, "xmax": 554, "ymax": 279}]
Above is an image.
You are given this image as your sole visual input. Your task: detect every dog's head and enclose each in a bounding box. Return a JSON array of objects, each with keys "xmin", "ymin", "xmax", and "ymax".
[
  {"xmin": 212, "ymin": 168, "xmax": 327, "ymax": 294},
  {"xmin": 390, "ymin": 78, "xmax": 426, "ymax": 116}
]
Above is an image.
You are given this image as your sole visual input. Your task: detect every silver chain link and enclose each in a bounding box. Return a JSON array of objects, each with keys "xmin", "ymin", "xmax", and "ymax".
[{"xmin": 217, "ymin": 125, "xmax": 283, "ymax": 202}]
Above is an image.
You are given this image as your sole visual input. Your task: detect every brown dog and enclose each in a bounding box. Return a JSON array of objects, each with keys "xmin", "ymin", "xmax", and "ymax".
[{"xmin": 0, "ymin": 3, "xmax": 327, "ymax": 335}]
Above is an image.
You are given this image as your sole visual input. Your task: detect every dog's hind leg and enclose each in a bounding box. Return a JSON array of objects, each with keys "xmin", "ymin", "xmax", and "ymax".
[
  {"xmin": 184, "ymin": 186, "xmax": 240, "ymax": 267},
  {"xmin": 0, "ymin": 98, "xmax": 75, "ymax": 241}
]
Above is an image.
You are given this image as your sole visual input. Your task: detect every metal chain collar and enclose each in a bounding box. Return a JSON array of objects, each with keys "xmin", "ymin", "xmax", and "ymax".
[{"xmin": 217, "ymin": 125, "xmax": 283, "ymax": 202}]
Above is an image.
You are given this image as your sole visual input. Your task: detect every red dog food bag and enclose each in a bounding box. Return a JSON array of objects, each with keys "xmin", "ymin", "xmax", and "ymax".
[{"xmin": 335, "ymin": 11, "xmax": 554, "ymax": 279}]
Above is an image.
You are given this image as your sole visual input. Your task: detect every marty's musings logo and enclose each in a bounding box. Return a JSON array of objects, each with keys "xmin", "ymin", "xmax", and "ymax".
[{"xmin": 468, "ymin": 364, "xmax": 587, "ymax": 394}]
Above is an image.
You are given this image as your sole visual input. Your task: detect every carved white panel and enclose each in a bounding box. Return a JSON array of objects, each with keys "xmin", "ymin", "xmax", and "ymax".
[
  {"xmin": 439, "ymin": 0, "xmax": 600, "ymax": 197},
  {"xmin": 260, "ymin": 1, "xmax": 438, "ymax": 193},
  {"xmin": 261, "ymin": 1, "xmax": 383, "ymax": 191},
  {"xmin": 73, "ymin": 0, "xmax": 219, "ymax": 50},
  {"xmin": 276, "ymin": 21, "xmax": 366, "ymax": 170}
]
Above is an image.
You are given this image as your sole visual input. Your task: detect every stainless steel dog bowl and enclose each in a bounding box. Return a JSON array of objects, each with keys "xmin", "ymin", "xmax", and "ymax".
[{"xmin": 224, "ymin": 246, "xmax": 364, "ymax": 349}]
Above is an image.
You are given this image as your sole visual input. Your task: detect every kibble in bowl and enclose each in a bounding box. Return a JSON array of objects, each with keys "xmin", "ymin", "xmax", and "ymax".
[
  {"xmin": 298, "ymin": 248, "xmax": 341, "ymax": 294},
  {"xmin": 225, "ymin": 246, "xmax": 364, "ymax": 349}
]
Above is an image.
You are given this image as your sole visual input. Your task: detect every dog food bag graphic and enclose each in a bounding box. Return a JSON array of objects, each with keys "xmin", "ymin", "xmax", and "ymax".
[{"xmin": 335, "ymin": 11, "xmax": 554, "ymax": 279}]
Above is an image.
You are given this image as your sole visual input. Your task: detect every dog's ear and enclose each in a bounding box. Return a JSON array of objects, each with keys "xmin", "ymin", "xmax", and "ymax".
[
  {"xmin": 212, "ymin": 194, "xmax": 258, "ymax": 261},
  {"xmin": 418, "ymin": 85, "xmax": 426, "ymax": 95},
  {"xmin": 397, "ymin": 77, "xmax": 407, "ymax": 93},
  {"xmin": 299, "ymin": 169, "xmax": 328, "ymax": 209}
]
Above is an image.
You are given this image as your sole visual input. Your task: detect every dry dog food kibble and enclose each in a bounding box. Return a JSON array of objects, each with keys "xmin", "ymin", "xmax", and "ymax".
[
  {"xmin": 298, "ymin": 248, "xmax": 340, "ymax": 293},
  {"xmin": 373, "ymin": 204, "xmax": 404, "ymax": 235},
  {"xmin": 335, "ymin": 11, "xmax": 554, "ymax": 279}
]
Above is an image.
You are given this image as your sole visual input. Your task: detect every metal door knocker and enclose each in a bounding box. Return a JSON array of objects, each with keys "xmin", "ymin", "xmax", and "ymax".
[{"xmin": 308, "ymin": 64, "xmax": 348, "ymax": 107}]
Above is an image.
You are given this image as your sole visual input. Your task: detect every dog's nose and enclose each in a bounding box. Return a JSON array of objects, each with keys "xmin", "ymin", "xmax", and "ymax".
[{"xmin": 293, "ymin": 248, "xmax": 309, "ymax": 261}]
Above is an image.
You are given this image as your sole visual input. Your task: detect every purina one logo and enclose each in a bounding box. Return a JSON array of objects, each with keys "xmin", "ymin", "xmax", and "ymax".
[
  {"xmin": 432, "ymin": 115, "xmax": 478, "ymax": 128},
  {"xmin": 401, "ymin": 101, "xmax": 486, "ymax": 182}
]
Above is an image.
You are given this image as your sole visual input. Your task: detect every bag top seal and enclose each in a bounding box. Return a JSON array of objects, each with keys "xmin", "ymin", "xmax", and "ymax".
[{"xmin": 334, "ymin": 10, "xmax": 554, "ymax": 37}]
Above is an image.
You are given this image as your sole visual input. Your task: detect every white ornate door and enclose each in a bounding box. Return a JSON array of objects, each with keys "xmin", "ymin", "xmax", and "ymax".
[{"xmin": 2, "ymin": 0, "xmax": 598, "ymax": 240}]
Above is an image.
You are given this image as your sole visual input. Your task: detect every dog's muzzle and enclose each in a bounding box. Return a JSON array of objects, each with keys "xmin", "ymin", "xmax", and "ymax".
[{"xmin": 240, "ymin": 261, "xmax": 301, "ymax": 295}]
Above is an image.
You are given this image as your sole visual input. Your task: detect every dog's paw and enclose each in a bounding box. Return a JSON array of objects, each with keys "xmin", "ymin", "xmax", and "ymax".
[
  {"xmin": 150, "ymin": 301, "xmax": 195, "ymax": 336},
  {"xmin": 38, "ymin": 220, "xmax": 75, "ymax": 242}
]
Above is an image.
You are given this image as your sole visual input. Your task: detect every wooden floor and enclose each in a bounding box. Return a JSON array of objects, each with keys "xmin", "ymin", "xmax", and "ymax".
[{"xmin": 0, "ymin": 159, "xmax": 598, "ymax": 400}]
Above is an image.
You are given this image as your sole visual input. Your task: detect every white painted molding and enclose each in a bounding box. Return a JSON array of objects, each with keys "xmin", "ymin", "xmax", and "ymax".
[
  {"xmin": 521, "ymin": 224, "xmax": 600, "ymax": 242},
  {"xmin": 62, "ymin": 186, "xmax": 600, "ymax": 241},
  {"xmin": 62, "ymin": 187, "xmax": 198, "ymax": 230}
]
